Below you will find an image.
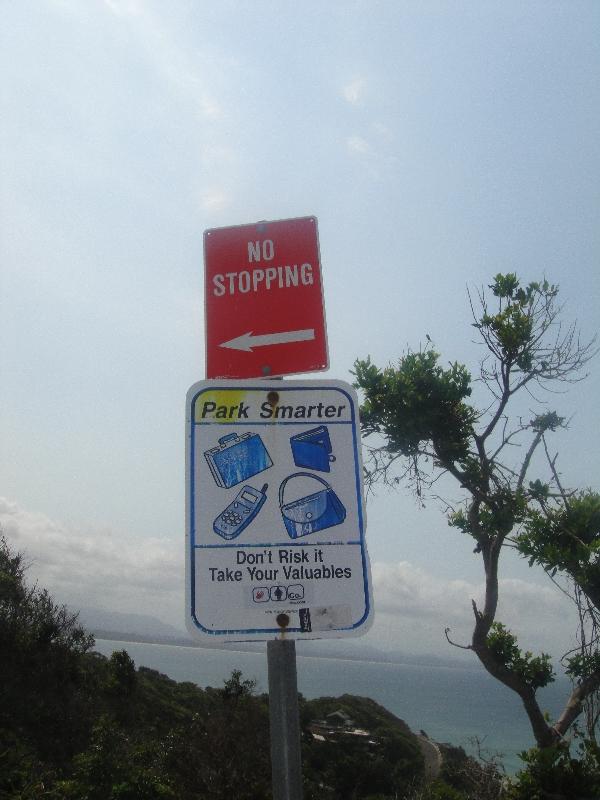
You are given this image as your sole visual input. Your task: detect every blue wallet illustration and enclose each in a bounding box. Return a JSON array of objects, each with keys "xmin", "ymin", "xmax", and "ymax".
[
  {"xmin": 204, "ymin": 433, "xmax": 273, "ymax": 489},
  {"xmin": 289, "ymin": 425, "xmax": 336, "ymax": 472},
  {"xmin": 279, "ymin": 472, "xmax": 346, "ymax": 539}
]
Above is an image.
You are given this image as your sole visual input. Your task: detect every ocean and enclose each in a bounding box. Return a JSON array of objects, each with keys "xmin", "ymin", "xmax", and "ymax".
[{"xmin": 94, "ymin": 638, "xmax": 573, "ymax": 775}]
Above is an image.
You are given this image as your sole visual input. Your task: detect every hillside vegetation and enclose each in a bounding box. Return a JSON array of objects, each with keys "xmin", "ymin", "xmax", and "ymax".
[
  {"xmin": 8, "ymin": 534, "xmax": 593, "ymax": 799},
  {"xmin": 0, "ymin": 536, "xmax": 428, "ymax": 799}
]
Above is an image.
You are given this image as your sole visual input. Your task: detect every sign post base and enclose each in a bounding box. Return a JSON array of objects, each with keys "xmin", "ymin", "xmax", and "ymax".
[{"xmin": 267, "ymin": 638, "xmax": 303, "ymax": 800}]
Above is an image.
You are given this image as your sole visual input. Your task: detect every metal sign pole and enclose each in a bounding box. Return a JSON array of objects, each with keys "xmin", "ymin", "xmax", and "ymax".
[{"xmin": 268, "ymin": 616, "xmax": 303, "ymax": 800}]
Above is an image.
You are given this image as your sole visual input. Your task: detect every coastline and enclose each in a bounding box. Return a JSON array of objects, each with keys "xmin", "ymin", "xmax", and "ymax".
[{"xmin": 93, "ymin": 635, "xmax": 571, "ymax": 775}]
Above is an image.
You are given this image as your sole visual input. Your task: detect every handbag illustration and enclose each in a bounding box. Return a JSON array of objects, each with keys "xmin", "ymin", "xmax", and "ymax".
[
  {"xmin": 204, "ymin": 432, "xmax": 272, "ymax": 489},
  {"xmin": 279, "ymin": 472, "xmax": 346, "ymax": 539}
]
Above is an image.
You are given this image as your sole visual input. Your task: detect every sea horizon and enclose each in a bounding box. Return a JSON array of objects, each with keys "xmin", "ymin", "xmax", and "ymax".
[{"xmin": 88, "ymin": 626, "xmax": 478, "ymax": 670}]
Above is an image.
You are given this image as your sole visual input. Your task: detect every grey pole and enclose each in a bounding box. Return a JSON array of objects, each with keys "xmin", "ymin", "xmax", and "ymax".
[{"xmin": 267, "ymin": 626, "xmax": 303, "ymax": 800}]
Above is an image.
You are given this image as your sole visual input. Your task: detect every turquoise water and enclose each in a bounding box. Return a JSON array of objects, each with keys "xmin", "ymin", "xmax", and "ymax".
[{"xmin": 94, "ymin": 639, "xmax": 572, "ymax": 774}]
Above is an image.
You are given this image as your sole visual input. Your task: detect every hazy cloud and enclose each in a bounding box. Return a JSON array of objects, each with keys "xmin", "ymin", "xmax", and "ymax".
[
  {"xmin": 100, "ymin": 0, "xmax": 223, "ymax": 121},
  {"xmin": 372, "ymin": 121, "xmax": 393, "ymax": 141},
  {"xmin": 371, "ymin": 560, "xmax": 578, "ymax": 657},
  {"xmin": 0, "ymin": 497, "xmax": 580, "ymax": 655},
  {"xmin": 342, "ymin": 78, "xmax": 367, "ymax": 105},
  {"xmin": 199, "ymin": 189, "xmax": 231, "ymax": 212},
  {"xmin": 102, "ymin": 0, "xmax": 144, "ymax": 17},
  {"xmin": 373, "ymin": 561, "xmax": 475, "ymax": 622},
  {"xmin": 347, "ymin": 135, "xmax": 371, "ymax": 155},
  {"xmin": 0, "ymin": 497, "xmax": 183, "ymax": 627}
]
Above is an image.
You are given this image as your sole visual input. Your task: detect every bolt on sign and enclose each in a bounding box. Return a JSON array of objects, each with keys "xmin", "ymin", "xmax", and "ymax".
[
  {"xmin": 204, "ymin": 216, "xmax": 329, "ymax": 379},
  {"xmin": 185, "ymin": 379, "xmax": 373, "ymax": 641}
]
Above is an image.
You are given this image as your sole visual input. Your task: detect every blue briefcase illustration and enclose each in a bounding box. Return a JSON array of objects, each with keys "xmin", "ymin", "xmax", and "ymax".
[
  {"xmin": 279, "ymin": 472, "xmax": 346, "ymax": 539},
  {"xmin": 204, "ymin": 432, "xmax": 273, "ymax": 488}
]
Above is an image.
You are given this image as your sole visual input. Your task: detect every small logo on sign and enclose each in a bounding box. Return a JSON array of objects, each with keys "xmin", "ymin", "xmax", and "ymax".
[
  {"xmin": 252, "ymin": 587, "xmax": 269, "ymax": 603},
  {"xmin": 270, "ymin": 585, "xmax": 287, "ymax": 602},
  {"xmin": 287, "ymin": 584, "xmax": 305, "ymax": 601}
]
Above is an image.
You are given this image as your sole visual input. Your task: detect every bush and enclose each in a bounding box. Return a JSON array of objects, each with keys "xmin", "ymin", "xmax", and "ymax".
[
  {"xmin": 508, "ymin": 741, "xmax": 600, "ymax": 800},
  {"xmin": 0, "ymin": 535, "xmax": 95, "ymax": 777}
]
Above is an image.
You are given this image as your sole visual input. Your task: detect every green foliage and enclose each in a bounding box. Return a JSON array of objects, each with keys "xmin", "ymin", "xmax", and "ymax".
[
  {"xmin": 162, "ymin": 675, "xmax": 272, "ymax": 800},
  {"xmin": 437, "ymin": 741, "xmax": 506, "ymax": 800},
  {"xmin": 526, "ymin": 480, "xmax": 550, "ymax": 503},
  {"xmin": 56, "ymin": 714, "xmax": 176, "ymax": 800},
  {"xmin": 0, "ymin": 535, "xmax": 428, "ymax": 799},
  {"xmin": 0, "ymin": 535, "xmax": 95, "ymax": 771},
  {"xmin": 449, "ymin": 490, "xmax": 527, "ymax": 542},
  {"xmin": 476, "ymin": 275, "xmax": 558, "ymax": 373},
  {"xmin": 517, "ymin": 491, "xmax": 600, "ymax": 588},
  {"xmin": 530, "ymin": 411, "xmax": 564, "ymax": 433},
  {"xmin": 106, "ymin": 650, "xmax": 137, "ymax": 695},
  {"xmin": 354, "ymin": 272, "xmax": 599, "ymax": 751},
  {"xmin": 353, "ymin": 349, "xmax": 476, "ymax": 463},
  {"xmin": 508, "ymin": 741, "xmax": 600, "ymax": 800},
  {"xmin": 220, "ymin": 667, "xmax": 257, "ymax": 698},
  {"xmin": 100, "ymin": 650, "xmax": 138, "ymax": 726},
  {"xmin": 485, "ymin": 624, "xmax": 554, "ymax": 690},
  {"xmin": 0, "ymin": 731, "xmax": 59, "ymax": 799},
  {"xmin": 565, "ymin": 650, "xmax": 600, "ymax": 682},
  {"xmin": 301, "ymin": 694, "xmax": 424, "ymax": 799},
  {"xmin": 410, "ymin": 780, "xmax": 468, "ymax": 799}
]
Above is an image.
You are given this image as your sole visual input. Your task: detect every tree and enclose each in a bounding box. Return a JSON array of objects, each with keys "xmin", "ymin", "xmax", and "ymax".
[
  {"xmin": 0, "ymin": 534, "xmax": 95, "ymax": 770},
  {"xmin": 353, "ymin": 274, "xmax": 598, "ymax": 750},
  {"xmin": 164, "ymin": 670, "xmax": 271, "ymax": 800}
]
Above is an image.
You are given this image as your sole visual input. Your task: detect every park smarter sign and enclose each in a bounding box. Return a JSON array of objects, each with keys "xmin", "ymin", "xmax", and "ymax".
[
  {"xmin": 204, "ymin": 216, "xmax": 328, "ymax": 379},
  {"xmin": 185, "ymin": 379, "xmax": 372, "ymax": 641}
]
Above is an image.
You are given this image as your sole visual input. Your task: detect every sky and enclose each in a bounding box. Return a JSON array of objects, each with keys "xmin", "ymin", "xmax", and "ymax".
[{"xmin": 1, "ymin": 0, "xmax": 599, "ymax": 661}]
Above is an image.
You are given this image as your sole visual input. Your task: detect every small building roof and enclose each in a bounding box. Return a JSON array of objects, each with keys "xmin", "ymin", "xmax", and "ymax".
[{"xmin": 325, "ymin": 710, "xmax": 354, "ymax": 726}]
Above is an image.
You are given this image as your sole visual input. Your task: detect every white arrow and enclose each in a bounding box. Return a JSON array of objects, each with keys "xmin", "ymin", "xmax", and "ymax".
[{"xmin": 219, "ymin": 329, "xmax": 315, "ymax": 352}]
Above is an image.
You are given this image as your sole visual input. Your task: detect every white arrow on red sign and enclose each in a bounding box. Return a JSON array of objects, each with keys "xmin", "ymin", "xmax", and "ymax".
[{"xmin": 219, "ymin": 328, "xmax": 316, "ymax": 352}]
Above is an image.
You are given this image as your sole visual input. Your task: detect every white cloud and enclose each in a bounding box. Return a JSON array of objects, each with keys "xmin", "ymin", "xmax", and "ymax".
[
  {"xmin": 102, "ymin": 0, "xmax": 144, "ymax": 17},
  {"xmin": 0, "ymin": 497, "xmax": 182, "ymax": 628},
  {"xmin": 372, "ymin": 121, "xmax": 393, "ymax": 141},
  {"xmin": 101, "ymin": 0, "xmax": 223, "ymax": 121},
  {"xmin": 342, "ymin": 77, "xmax": 367, "ymax": 105},
  {"xmin": 200, "ymin": 189, "xmax": 231, "ymax": 212},
  {"xmin": 347, "ymin": 135, "xmax": 371, "ymax": 155},
  {"xmin": 0, "ymin": 497, "xmax": 579, "ymax": 658},
  {"xmin": 370, "ymin": 560, "xmax": 579, "ymax": 658},
  {"xmin": 201, "ymin": 144, "xmax": 238, "ymax": 168},
  {"xmin": 373, "ymin": 561, "xmax": 476, "ymax": 622}
]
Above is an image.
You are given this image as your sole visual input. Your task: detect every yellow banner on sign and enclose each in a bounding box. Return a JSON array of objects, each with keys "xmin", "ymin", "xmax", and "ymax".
[{"xmin": 194, "ymin": 389, "xmax": 251, "ymax": 423}]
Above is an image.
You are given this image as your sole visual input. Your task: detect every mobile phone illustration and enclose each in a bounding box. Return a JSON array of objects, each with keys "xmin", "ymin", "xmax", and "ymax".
[{"xmin": 213, "ymin": 483, "xmax": 268, "ymax": 540}]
